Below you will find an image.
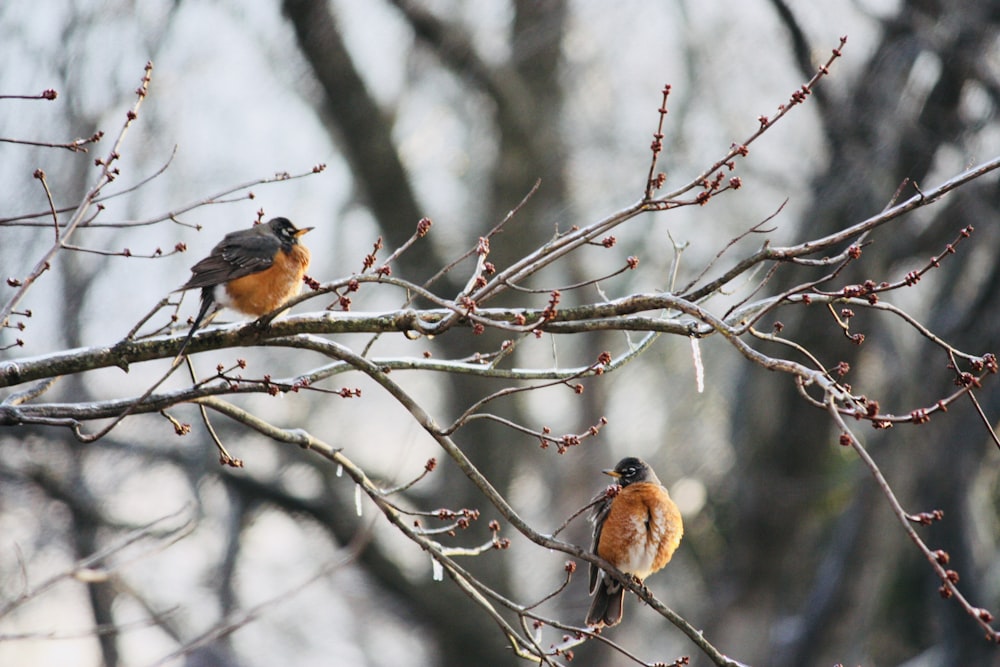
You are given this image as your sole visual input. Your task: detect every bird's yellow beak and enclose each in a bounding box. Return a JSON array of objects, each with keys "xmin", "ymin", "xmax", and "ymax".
[
  {"xmin": 602, "ymin": 468, "xmax": 621, "ymax": 478},
  {"xmin": 294, "ymin": 227, "xmax": 314, "ymax": 238}
]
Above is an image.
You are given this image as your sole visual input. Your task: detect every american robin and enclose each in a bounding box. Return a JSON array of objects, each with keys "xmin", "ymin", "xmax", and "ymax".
[
  {"xmin": 174, "ymin": 217, "xmax": 313, "ymax": 354},
  {"xmin": 586, "ymin": 456, "xmax": 683, "ymax": 628}
]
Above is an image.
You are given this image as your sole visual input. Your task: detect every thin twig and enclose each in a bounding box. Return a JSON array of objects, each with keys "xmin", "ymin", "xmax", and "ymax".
[
  {"xmin": 0, "ymin": 62, "xmax": 153, "ymax": 329},
  {"xmin": 828, "ymin": 401, "xmax": 999, "ymax": 641}
]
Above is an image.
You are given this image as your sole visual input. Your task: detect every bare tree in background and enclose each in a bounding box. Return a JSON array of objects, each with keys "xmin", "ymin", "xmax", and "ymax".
[
  {"xmin": 717, "ymin": 2, "xmax": 1000, "ymax": 665},
  {"xmin": 2, "ymin": 3, "xmax": 1000, "ymax": 667}
]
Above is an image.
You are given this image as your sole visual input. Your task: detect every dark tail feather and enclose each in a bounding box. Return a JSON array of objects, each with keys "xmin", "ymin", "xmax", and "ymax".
[
  {"xmin": 175, "ymin": 288, "xmax": 215, "ymax": 359},
  {"xmin": 586, "ymin": 578, "xmax": 625, "ymax": 627}
]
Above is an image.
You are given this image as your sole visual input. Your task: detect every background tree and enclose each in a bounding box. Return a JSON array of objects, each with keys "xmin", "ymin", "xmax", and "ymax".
[
  {"xmin": 1, "ymin": 3, "xmax": 999, "ymax": 667},
  {"xmin": 715, "ymin": 2, "xmax": 1000, "ymax": 665}
]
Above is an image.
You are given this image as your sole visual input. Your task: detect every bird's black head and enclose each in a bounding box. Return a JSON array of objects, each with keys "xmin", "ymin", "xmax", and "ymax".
[
  {"xmin": 603, "ymin": 457, "xmax": 659, "ymax": 487},
  {"xmin": 267, "ymin": 217, "xmax": 313, "ymax": 247}
]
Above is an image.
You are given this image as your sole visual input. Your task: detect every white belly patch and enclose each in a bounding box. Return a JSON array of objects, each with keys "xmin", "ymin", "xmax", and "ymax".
[{"xmin": 617, "ymin": 505, "xmax": 667, "ymax": 579}]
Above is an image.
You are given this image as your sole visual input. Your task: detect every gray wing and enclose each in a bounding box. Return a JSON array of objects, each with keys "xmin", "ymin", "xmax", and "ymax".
[
  {"xmin": 589, "ymin": 492, "xmax": 614, "ymax": 593},
  {"xmin": 176, "ymin": 231, "xmax": 280, "ymax": 291}
]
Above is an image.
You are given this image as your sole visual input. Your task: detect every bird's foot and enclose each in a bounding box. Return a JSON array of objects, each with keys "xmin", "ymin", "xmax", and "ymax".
[{"xmin": 632, "ymin": 576, "xmax": 651, "ymax": 598}]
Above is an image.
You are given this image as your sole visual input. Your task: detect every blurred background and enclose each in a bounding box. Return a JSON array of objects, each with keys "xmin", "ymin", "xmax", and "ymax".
[{"xmin": 1, "ymin": 1, "xmax": 999, "ymax": 666}]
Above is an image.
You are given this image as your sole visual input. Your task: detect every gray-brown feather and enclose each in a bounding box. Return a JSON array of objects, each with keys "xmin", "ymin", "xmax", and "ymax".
[
  {"xmin": 589, "ymin": 492, "xmax": 613, "ymax": 593},
  {"xmin": 176, "ymin": 228, "xmax": 281, "ymax": 291}
]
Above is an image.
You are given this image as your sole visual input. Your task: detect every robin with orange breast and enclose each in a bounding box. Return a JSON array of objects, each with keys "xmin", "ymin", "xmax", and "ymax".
[
  {"xmin": 586, "ymin": 456, "xmax": 683, "ymax": 627},
  {"xmin": 174, "ymin": 217, "xmax": 313, "ymax": 354}
]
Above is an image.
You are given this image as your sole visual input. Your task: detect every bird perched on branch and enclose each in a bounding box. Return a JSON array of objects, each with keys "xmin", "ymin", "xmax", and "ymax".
[
  {"xmin": 174, "ymin": 217, "xmax": 313, "ymax": 354},
  {"xmin": 586, "ymin": 456, "xmax": 683, "ymax": 627}
]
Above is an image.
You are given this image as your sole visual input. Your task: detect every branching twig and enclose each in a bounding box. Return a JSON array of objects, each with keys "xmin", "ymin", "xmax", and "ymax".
[
  {"xmin": 0, "ymin": 62, "xmax": 153, "ymax": 330},
  {"xmin": 828, "ymin": 401, "xmax": 1000, "ymax": 641}
]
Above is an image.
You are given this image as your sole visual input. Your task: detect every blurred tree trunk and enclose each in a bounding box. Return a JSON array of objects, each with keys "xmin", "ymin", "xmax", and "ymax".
[
  {"xmin": 281, "ymin": 1, "xmax": 568, "ymax": 664},
  {"xmin": 711, "ymin": 2, "xmax": 1000, "ymax": 665}
]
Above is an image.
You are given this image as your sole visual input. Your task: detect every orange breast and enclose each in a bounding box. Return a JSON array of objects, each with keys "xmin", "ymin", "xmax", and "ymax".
[
  {"xmin": 597, "ymin": 482, "xmax": 683, "ymax": 580},
  {"xmin": 223, "ymin": 244, "xmax": 310, "ymax": 316}
]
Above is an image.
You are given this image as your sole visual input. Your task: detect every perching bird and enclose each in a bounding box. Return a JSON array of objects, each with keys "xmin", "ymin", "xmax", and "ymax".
[
  {"xmin": 174, "ymin": 217, "xmax": 313, "ymax": 354},
  {"xmin": 586, "ymin": 456, "xmax": 683, "ymax": 627}
]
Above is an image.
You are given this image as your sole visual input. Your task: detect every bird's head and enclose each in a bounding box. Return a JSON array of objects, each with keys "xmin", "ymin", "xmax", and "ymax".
[
  {"xmin": 268, "ymin": 217, "xmax": 314, "ymax": 246},
  {"xmin": 603, "ymin": 457, "xmax": 659, "ymax": 487}
]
